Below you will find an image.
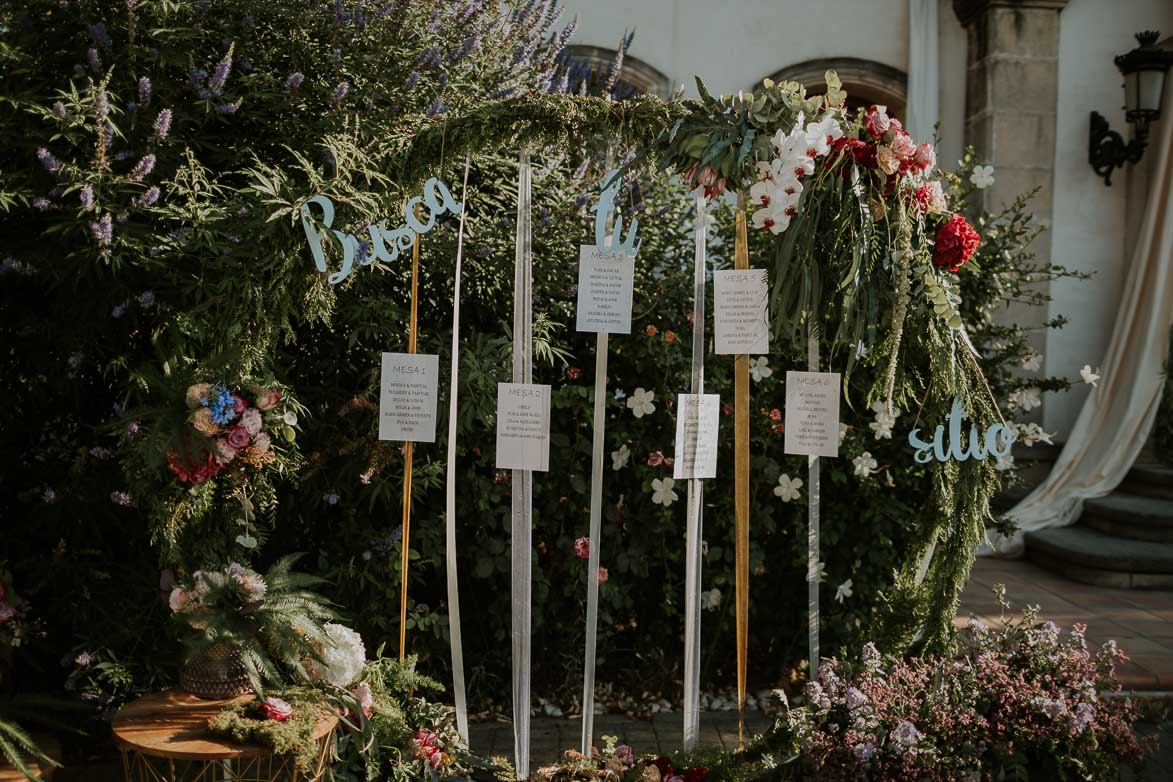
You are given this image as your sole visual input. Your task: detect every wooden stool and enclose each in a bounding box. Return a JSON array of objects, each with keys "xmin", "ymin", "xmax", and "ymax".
[{"xmin": 112, "ymin": 691, "xmax": 336, "ymax": 782}]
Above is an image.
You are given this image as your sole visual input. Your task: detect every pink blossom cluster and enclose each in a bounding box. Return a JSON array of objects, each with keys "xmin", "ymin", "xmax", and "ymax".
[
  {"xmin": 780, "ymin": 613, "xmax": 1152, "ymax": 780},
  {"xmin": 412, "ymin": 728, "xmax": 448, "ymax": 769}
]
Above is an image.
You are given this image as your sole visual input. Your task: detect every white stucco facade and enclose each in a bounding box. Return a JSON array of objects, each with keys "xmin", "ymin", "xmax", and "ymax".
[{"xmin": 561, "ymin": 0, "xmax": 1172, "ymax": 442}]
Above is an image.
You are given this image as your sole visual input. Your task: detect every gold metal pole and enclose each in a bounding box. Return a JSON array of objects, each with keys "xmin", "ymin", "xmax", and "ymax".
[
  {"xmin": 399, "ymin": 229, "xmax": 421, "ymax": 660},
  {"xmin": 733, "ymin": 192, "xmax": 750, "ymax": 751}
]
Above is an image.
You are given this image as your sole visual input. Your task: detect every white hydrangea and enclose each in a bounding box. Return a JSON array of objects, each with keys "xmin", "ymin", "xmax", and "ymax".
[{"xmin": 320, "ymin": 623, "xmax": 367, "ymax": 688}]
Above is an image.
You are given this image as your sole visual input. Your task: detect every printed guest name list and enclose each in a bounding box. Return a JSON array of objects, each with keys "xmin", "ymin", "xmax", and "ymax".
[
  {"xmin": 379, "ymin": 352, "xmax": 440, "ymax": 442},
  {"xmin": 496, "ymin": 383, "xmax": 551, "ymax": 471}
]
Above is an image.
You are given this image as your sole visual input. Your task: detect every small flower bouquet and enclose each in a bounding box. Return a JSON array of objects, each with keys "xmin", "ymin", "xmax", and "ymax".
[
  {"xmin": 128, "ymin": 377, "xmax": 304, "ymax": 560},
  {"xmin": 167, "ymin": 382, "xmax": 291, "ymax": 486}
]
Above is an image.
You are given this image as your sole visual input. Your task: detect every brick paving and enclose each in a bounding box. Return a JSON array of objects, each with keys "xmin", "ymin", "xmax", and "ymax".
[
  {"xmin": 959, "ymin": 555, "xmax": 1173, "ymax": 691},
  {"xmin": 468, "ymin": 710, "xmax": 769, "ymax": 768}
]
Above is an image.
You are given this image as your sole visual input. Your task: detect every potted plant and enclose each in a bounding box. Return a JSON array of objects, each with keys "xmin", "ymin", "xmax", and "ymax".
[{"xmin": 169, "ymin": 556, "xmax": 335, "ymax": 699}]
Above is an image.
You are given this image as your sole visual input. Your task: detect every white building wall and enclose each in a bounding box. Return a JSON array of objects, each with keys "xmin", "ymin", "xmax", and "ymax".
[
  {"xmin": 562, "ymin": 0, "xmax": 968, "ymax": 164},
  {"xmin": 1045, "ymin": 0, "xmax": 1173, "ymax": 437},
  {"xmin": 561, "ymin": 0, "xmax": 1172, "ymax": 441}
]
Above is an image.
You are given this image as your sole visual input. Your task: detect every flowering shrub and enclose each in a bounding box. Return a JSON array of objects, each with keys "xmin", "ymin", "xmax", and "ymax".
[{"xmin": 772, "ymin": 608, "xmax": 1152, "ymax": 781}]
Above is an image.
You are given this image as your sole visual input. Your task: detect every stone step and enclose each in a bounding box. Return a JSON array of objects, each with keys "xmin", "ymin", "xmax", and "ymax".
[
  {"xmin": 1120, "ymin": 463, "xmax": 1173, "ymax": 500},
  {"xmin": 1082, "ymin": 494, "xmax": 1173, "ymax": 543},
  {"xmin": 1024, "ymin": 525, "xmax": 1173, "ymax": 589}
]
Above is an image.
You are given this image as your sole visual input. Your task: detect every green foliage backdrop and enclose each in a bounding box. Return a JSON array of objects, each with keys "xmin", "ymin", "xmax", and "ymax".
[{"xmin": 0, "ymin": 0, "xmax": 1075, "ymax": 718}]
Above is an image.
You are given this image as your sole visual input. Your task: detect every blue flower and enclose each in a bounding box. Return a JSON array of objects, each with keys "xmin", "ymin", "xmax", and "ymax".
[{"xmin": 204, "ymin": 384, "xmax": 236, "ymax": 425}]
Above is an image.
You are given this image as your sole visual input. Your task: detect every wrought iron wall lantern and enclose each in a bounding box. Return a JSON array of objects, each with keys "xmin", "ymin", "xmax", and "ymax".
[{"xmin": 1089, "ymin": 31, "xmax": 1172, "ymax": 186}]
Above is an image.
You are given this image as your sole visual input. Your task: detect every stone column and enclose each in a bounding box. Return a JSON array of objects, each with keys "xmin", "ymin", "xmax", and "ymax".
[{"xmin": 954, "ymin": 0, "xmax": 1069, "ymax": 475}]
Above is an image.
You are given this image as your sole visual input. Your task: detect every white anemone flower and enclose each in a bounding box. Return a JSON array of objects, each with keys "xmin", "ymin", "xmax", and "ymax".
[
  {"xmin": 651, "ymin": 477, "xmax": 678, "ymax": 507},
  {"xmin": 970, "ymin": 164, "xmax": 995, "ymax": 189},
  {"xmin": 774, "ymin": 473, "xmax": 803, "ymax": 502},
  {"xmin": 1080, "ymin": 365, "xmax": 1101, "ymax": 387},
  {"xmin": 853, "ymin": 452, "xmax": 878, "ymax": 478},
  {"xmin": 611, "ymin": 443, "xmax": 631, "ymax": 471},
  {"xmin": 749, "ymin": 357, "xmax": 773, "ymax": 382},
  {"xmin": 626, "ymin": 387, "xmax": 656, "ymax": 418}
]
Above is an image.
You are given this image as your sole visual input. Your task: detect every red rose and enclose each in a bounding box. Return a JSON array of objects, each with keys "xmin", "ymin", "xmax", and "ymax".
[
  {"xmin": 168, "ymin": 450, "xmax": 222, "ymax": 484},
  {"xmin": 931, "ymin": 215, "xmax": 980, "ymax": 272},
  {"xmin": 232, "ymin": 394, "xmax": 248, "ymax": 414},
  {"xmin": 225, "ymin": 425, "xmax": 251, "ymax": 449},
  {"xmin": 652, "ymin": 757, "xmax": 674, "ymax": 779},
  {"xmin": 830, "ymin": 137, "xmax": 877, "ymax": 170},
  {"xmin": 685, "ymin": 765, "xmax": 708, "ymax": 782}
]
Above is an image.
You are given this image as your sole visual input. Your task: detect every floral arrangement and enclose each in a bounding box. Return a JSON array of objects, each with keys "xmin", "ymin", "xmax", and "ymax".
[
  {"xmin": 132, "ymin": 377, "xmax": 305, "ymax": 559},
  {"xmin": 209, "ymin": 653, "xmax": 512, "ymax": 780},
  {"xmin": 167, "ymin": 383, "xmax": 290, "ymax": 486},
  {"xmin": 533, "ymin": 738, "xmax": 707, "ymax": 782},
  {"xmin": 169, "ymin": 555, "xmax": 337, "ymax": 695}
]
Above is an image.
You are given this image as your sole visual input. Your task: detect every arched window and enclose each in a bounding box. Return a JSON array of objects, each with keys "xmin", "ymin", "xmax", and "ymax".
[
  {"xmin": 563, "ymin": 45, "xmax": 673, "ymax": 99},
  {"xmin": 758, "ymin": 57, "xmax": 907, "ymax": 118}
]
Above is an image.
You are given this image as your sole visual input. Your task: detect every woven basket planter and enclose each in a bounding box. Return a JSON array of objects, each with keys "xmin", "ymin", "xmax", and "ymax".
[{"xmin": 180, "ymin": 641, "xmax": 252, "ymax": 700}]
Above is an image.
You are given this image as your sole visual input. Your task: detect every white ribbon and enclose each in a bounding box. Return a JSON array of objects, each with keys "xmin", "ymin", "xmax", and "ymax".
[
  {"xmin": 446, "ymin": 155, "xmax": 472, "ymax": 746},
  {"xmin": 511, "ymin": 151, "xmax": 534, "ymax": 780},
  {"xmin": 683, "ymin": 195, "xmax": 708, "ymax": 751},
  {"xmin": 579, "ymin": 332, "xmax": 608, "ymax": 753},
  {"xmin": 807, "ymin": 325, "xmax": 821, "ymax": 674}
]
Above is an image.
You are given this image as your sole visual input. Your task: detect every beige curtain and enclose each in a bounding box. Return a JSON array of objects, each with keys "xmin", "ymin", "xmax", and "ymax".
[
  {"xmin": 906, "ymin": 0, "xmax": 940, "ymax": 142},
  {"xmin": 987, "ymin": 78, "xmax": 1173, "ymax": 555}
]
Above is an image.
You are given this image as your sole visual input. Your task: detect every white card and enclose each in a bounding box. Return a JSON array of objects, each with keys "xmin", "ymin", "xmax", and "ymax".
[
  {"xmin": 784, "ymin": 371, "xmax": 841, "ymax": 457},
  {"xmin": 713, "ymin": 269, "xmax": 770, "ymax": 355},
  {"xmin": 379, "ymin": 353, "xmax": 439, "ymax": 442},
  {"xmin": 575, "ymin": 245, "xmax": 634, "ymax": 333},
  {"xmin": 673, "ymin": 393, "xmax": 721, "ymax": 480},
  {"xmin": 495, "ymin": 383, "xmax": 551, "ymax": 471}
]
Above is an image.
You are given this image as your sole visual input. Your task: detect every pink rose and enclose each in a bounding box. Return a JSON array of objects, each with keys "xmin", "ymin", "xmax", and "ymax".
[
  {"xmin": 351, "ymin": 684, "xmax": 373, "ymax": 718},
  {"xmin": 428, "ymin": 747, "xmax": 443, "ymax": 768},
  {"xmin": 647, "ymin": 451, "xmax": 665, "ymax": 468},
  {"xmin": 255, "ymin": 388, "xmax": 282, "ymax": 411},
  {"xmin": 240, "ymin": 408, "xmax": 263, "ymax": 436},
  {"xmin": 864, "ymin": 106, "xmax": 891, "ymax": 139},
  {"xmin": 232, "ymin": 395, "xmax": 248, "ymax": 414},
  {"xmin": 914, "ymin": 141, "xmax": 936, "ymax": 171},
  {"xmin": 573, "ymin": 537, "xmax": 590, "ymax": 560},
  {"xmin": 598, "ymin": 567, "xmax": 609, "ymax": 584},
  {"xmin": 261, "ymin": 697, "xmax": 293, "ymax": 722},
  {"xmin": 225, "ymin": 426, "xmax": 251, "ymax": 449},
  {"xmin": 212, "ymin": 438, "xmax": 236, "ymax": 465},
  {"xmin": 889, "ymin": 131, "xmax": 917, "ymax": 160},
  {"xmin": 168, "ymin": 587, "xmax": 188, "ymax": 613}
]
